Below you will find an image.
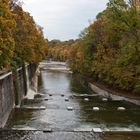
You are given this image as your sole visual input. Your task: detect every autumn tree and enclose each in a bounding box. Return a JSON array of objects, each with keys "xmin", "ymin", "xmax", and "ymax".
[
  {"xmin": 10, "ymin": 2, "xmax": 48, "ymax": 67},
  {"xmin": 48, "ymin": 40, "xmax": 74, "ymax": 61},
  {"xmin": 0, "ymin": 0, "xmax": 15, "ymax": 69}
]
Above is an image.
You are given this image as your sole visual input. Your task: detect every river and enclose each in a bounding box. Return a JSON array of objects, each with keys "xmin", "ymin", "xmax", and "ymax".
[{"xmin": 1, "ymin": 61, "xmax": 140, "ymax": 140}]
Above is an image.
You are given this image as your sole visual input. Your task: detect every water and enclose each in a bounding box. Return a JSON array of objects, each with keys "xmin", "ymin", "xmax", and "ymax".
[{"xmin": 2, "ymin": 61, "xmax": 140, "ymax": 139}]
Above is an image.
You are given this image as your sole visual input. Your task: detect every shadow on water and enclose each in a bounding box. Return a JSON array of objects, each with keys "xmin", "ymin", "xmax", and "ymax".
[{"xmin": 70, "ymin": 74, "xmax": 93, "ymax": 95}]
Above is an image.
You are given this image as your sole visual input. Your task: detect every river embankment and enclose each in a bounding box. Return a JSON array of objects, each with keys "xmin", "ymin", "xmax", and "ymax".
[
  {"xmin": 89, "ymin": 80, "xmax": 140, "ymax": 106},
  {"xmin": 0, "ymin": 63, "xmax": 37, "ymax": 128}
]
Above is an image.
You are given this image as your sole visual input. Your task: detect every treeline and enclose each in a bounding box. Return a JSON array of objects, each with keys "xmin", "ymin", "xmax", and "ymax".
[
  {"xmin": 48, "ymin": 0, "xmax": 140, "ymax": 94},
  {"xmin": 0, "ymin": 0, "xmax": 48, "ymax": 70},
  {"xmin": 48, "ymin": 39, "xmax": 75, "ymax": 61}
]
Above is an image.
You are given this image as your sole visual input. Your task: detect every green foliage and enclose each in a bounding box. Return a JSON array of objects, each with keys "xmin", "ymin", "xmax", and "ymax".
[{"xmin": 68, "ymin": 0, "xmax": 140, "ymax": 94}]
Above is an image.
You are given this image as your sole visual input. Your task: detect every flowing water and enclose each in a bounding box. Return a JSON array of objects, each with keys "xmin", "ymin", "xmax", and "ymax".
[{"xmin": 1, "ymin": 61, "xmax": 140, "ymax": 140}]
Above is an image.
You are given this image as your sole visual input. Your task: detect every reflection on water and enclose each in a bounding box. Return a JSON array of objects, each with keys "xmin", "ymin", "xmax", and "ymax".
[
  {"xmin": 4, "ymin": 62, "xmax": 140, "ymax": 139},
  {"xmin": 40, "ymin": 70, "xmax": 71, "ymax": 95}
]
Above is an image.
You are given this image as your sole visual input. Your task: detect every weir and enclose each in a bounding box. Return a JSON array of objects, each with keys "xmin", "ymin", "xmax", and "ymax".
[{"xmin": 0, "ymin": 61, "xmax": 140, "ymax": 140}]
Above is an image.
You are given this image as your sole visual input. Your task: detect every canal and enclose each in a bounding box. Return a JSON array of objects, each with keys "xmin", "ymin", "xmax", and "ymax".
[{"xmin": 1, "ymin": 61, "xmax": 140, "ymax": 139}]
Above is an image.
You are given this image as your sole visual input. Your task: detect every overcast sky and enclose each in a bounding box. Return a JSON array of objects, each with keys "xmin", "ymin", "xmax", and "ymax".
[{"xmin": 23, "ymin": 0, "xmax": 109, "ymax": 41}]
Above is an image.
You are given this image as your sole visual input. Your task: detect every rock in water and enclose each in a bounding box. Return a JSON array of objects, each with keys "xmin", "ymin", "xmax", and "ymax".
[
  {"xmin": 61, "ymin": 94, "xmax": 64, "ymax": 97},
  {"xmin": 67, "ymin": 106, "xmax": 73, "ymax": 111},
  {"xmin": 84, "ymin": 98, "xmax": 89, "ymax": 101},
  {"xmin": 102, "ymin": 98, "xmax": 108, "ymax": 102},
  {"xmin": 93, "ymin": 107, "xmax": 100, "ymax": 111},
  {"xmin": 117, "ymin": 107, "xmax": 126, "ymax": 111},
  {"xmin": 92, "ymin": 128, "xmax": 102, "ymax": 133},
  {"xmin": 65, "ymin": 98, "xmax": 69, "ymax": 101}
]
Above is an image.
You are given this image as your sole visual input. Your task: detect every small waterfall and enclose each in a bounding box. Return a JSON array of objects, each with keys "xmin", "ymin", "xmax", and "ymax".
[{"xmin": 25, "ymin": 67, "xmax": 39, "ymax": 100}]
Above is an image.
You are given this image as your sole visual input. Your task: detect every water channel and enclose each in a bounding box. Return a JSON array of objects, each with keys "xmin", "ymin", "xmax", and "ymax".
[{"xmin": 1, "ymin": 61, "xmax": 140, "ymax": 139}]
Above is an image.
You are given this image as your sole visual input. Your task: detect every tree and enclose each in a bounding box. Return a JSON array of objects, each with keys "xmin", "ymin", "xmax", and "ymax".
[
  {"xmin": 11, "ymin": 3, "xmax": 48, "ymax": 66},
  {"xmin": 0, "ymin": 0, "xmax": 15, "ymax": 69},
  {"xmin": 68, "ymin": 0, "xmax": 140, "ymax": 93}
]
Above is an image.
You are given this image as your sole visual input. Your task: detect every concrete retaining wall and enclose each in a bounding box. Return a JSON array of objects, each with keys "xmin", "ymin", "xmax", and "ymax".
[
  {"xmin": 0, "ymin": 63, "xmax": 37, "ymax": 128},
  {"xmin": 0, "ymin": 72, "xmax": 14, "ymax": 128},
  {"xmin": 89, "ymin": 83, "xmax": 140, "ymax": 106}
]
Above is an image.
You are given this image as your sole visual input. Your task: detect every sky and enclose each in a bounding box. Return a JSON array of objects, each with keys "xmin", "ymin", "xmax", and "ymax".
[{"xmin": 23, "ymin": 0, "xmax": 109, "ymax": 41}]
